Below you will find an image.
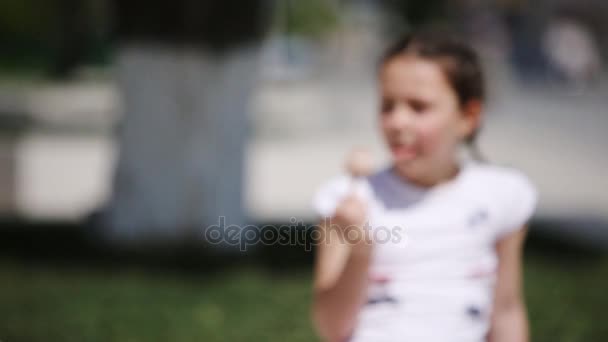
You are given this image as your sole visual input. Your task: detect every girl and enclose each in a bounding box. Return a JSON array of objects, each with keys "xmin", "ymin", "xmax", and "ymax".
[{"xmin": 311, "ymin": 31, "xmax": 537, "ymax": 342}]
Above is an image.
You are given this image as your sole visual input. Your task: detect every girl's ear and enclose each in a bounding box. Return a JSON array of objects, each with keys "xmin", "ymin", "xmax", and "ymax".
[{"xmin": 459, "ymin": 99, "xmax": 483, "ymax": 139}]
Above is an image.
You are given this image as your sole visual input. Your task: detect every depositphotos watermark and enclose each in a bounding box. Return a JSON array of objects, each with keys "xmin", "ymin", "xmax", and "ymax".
[{"xmin": 203, "ymin": 217, "xmax": 404, "ymax": 252}]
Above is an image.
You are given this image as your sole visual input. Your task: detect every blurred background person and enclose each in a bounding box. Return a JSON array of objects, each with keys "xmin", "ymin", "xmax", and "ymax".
[{"xmin": 543, "ymin": 14, "xmax": 602, "ymax": 88}]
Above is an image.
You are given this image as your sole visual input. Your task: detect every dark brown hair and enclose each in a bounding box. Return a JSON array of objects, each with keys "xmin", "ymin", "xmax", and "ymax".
[{"xmin": 379, "ymin": 30, "xmax": 486, "ymax": 160}]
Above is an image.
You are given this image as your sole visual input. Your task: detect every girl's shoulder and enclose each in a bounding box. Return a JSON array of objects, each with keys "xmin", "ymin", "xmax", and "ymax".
[
  {"xmin": 465, "ymin": 162, "xmax": 536, "ymax": 192},
  {"xmin": 466, "ymin": 162, "xmax": 538, "ymax": 238}
]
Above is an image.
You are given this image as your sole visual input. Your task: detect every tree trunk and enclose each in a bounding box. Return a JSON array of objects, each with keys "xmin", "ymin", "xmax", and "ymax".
[
  {"xmin": 103, "ymin": 43, "xmax": 261, "ymax": 243},
  {"xmin": 99, "ymin": 0, "xmax": 272, "ymax": 244}
]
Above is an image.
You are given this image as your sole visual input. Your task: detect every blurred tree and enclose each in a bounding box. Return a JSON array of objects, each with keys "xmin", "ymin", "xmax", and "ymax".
[
  {"xmin": 49, "ymin": 0, "xmax": 90, "ymax": 78},
  {"xmin": 111, "ymin": 1, "xmax": 272, "ymax": 50},
  {"xmin": 0, "ymin": 0, "xmax": 57, "ymax": 72},
  {"xmin": 272, "ymin": 0, "xmax": 338, "ymax": 38},
  {"xmin": 101, "ymin": 0, "xmax": 274, "ymax": 244},
  {"xmin": 0, "ymin": 0, "xmax": 108, "ymax": 77},
  {"xmin": 382, "ymin": 0, "xmax": 449, "ymax": 29}
]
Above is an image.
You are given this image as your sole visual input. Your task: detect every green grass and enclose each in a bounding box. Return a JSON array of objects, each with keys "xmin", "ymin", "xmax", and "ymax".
[
  {"xmin": 0, "ymin": 251, "xmax": 606, "ymax": 342},
  {"xmin": 0, "ymin": 263, "xmax": 316, "ymax": 342},
  {"xmin": 524, "ymin": 252, "xmax": 608, "ymax": 342}
]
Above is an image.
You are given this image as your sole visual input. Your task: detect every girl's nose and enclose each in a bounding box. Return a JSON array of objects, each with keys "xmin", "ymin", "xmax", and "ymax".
[{"xmin": 386, "ymin": 105, "xmax": 413, "ymax": 130}]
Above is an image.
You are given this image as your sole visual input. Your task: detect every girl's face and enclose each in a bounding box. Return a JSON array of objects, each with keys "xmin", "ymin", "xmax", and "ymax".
[{"xmin": 379, "ymin": 55, "xmax": 479, "ymax": 186}]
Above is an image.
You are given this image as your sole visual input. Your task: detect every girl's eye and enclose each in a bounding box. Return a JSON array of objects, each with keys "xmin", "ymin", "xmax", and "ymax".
[
  {"xmin": 409, "ymin": 100, "xmax": 429, "ymax": 114},
  {"xmin": 380, "ymin": 100, "xmax": 394, "ymax": 114}
]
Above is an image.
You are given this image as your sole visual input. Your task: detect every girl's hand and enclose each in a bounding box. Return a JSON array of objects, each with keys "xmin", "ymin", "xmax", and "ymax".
[
  {"xmin": 332, "ymin": 193, "xmax": 372, "ymax": 250},
  {"xmin": 333, "ymin": 193, "xmax": 367, "ymax": 228},
  {"xmin": 335, "ymin": 146, "xmax": 374, "ymax": 229}
]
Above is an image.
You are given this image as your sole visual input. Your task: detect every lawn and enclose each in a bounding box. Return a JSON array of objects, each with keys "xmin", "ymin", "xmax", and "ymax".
[
  {"xmin": 0, "ymin": 246, "xmax": 606, "ymax": 342},
  {"xmin": 0, "ymin": 262, "xmax": 316, "ymax": 342}
]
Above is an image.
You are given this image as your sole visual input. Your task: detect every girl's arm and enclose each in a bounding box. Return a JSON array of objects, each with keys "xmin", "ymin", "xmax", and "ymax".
[
  {"xmin": 487, "ymin": 226, "xmax": 529, "ymax": 342},
  {"xmin": 311, "ymin": 195, "xmax": 373, "ymax": 342}
]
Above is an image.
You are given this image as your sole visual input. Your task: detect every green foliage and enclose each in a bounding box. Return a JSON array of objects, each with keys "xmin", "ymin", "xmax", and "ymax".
[
  {"xmin": 0, "ymin": 0, "xmax": 57, "ymax": 37},
  {"xmin": 0, "ymin": 0, "xmax": 105, "ymax": 74},
  {"xmin": 273, "ymin": 0, "xmax": 339, "ymax": 38},
  {"xmin": 383, "ymin": 0, "xmax": 448, "ymax": 28},
  {"xmin": 0, "ymin": 0, "xmax": 57, "ymax": 70}
]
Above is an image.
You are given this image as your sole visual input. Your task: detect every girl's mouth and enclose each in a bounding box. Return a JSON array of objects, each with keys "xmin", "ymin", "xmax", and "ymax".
[
  {"xmin": 390, "ymin": 143, "xmax": 417, "ymax": 160},
  {"xmin": 390, "ymin": 131, "xmax": 418, "ymax": 160}
]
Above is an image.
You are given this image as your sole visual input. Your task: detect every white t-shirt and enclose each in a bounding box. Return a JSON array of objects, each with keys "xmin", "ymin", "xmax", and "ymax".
[{"xmin": 312, "ymin": 161, "xmax": 538, "ymax": 342}]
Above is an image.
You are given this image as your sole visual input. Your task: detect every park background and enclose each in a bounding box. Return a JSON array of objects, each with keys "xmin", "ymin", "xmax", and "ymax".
[{"xmin": 1, "ymin": 0, "xmax": 607, "ymax": 341}]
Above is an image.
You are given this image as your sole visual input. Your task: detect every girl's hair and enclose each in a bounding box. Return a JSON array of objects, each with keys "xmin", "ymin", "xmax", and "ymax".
[{"xmin": 379, "ymin": 30, "xmax": 486, "ymax": 161}]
